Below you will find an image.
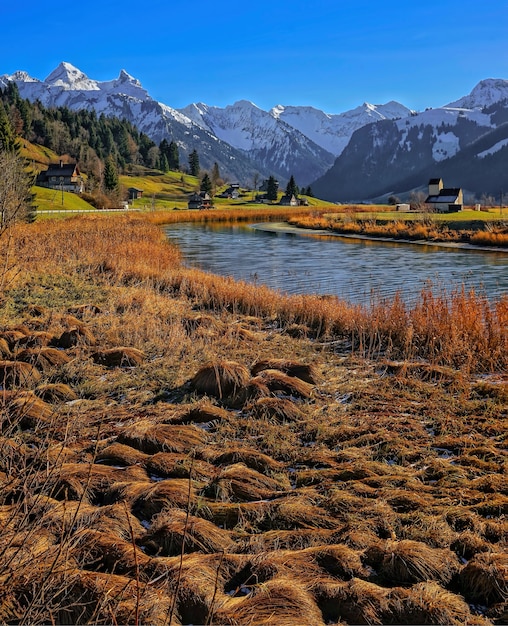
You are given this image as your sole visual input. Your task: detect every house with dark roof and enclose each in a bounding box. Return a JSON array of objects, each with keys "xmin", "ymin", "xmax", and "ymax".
[
  {"xmin": 188, "ymin": 191, "xmax": 213, "ymax": 210},
  {"xmin": 425, "ymin": 178, "xmax": 463, "ymax": 212},
  {"xmin": 279, "ymin": 194, "xmax": 298, "ymax": 206},
  {"xmin": 128, "ymin": 187, "xmax": 143, "ymax": 200},
  {"xmin": 36, "ymin": 161, "xmax": 83, "ymax": 193}
]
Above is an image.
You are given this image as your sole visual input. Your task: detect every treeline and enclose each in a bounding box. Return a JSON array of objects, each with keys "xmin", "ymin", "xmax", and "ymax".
[{"xmin": 0, "ymin": 82, "xmax": 181, "ymax": 180}]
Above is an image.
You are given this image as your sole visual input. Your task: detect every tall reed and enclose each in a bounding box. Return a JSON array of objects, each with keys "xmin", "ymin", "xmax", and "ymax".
[{"xmin": 3, "ymin": 215, "xmax": 506, "ymax": 373}]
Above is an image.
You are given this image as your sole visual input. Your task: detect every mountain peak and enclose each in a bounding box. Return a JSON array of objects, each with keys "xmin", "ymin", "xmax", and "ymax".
[
  {"xmin": 118, "ymin": 69, "xmax": 140, "ymax": 86},
  {"xmin": 45, "ymin": 62, "xmax": 99, "ymax": 91},
  {"xmin": 446, "ymin": 78, "xmax": 508, "ymax": 109}
]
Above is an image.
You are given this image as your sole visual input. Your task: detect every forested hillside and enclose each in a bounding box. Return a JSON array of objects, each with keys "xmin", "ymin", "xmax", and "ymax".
[{"xmin": 0, "ymin": 82, "xmax": 162, "ymax": 181}]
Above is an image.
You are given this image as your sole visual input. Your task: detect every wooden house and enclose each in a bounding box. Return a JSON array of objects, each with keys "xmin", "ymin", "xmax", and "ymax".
[
  {"xmin": 36, "ymin": 161, "xmax": 83, "ymax": 193},
  {"xmin": 279, "ymin": 194, "xmax": 298, "ymax": 206},
  {"xmin": 188, "ymin": 192, "xmax": 213, "ymax": 210}
]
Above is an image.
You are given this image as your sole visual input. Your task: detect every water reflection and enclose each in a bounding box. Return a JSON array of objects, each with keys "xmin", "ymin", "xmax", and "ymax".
[{"xmin": 162, "ymin": 222, "xmax": 507, "ymax": 304}]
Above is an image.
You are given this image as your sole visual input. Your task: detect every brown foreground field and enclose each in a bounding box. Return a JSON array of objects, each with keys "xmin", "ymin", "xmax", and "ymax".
[{"xmin": 0, "ymin": 215, "xmax": 506, "ymax": 625}]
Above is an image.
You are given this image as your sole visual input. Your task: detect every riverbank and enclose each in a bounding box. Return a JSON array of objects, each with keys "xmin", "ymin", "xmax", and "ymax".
[
  {"xmin": 0, "ymin": 215, "xmax": 506, "ymax": 625},
  {"xmin": 252, "ymin": 221, "xmax": 508, "ymax": 253}
]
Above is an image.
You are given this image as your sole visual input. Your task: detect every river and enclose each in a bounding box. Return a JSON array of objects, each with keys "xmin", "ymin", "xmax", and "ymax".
[{"xmin": 162, "ymin": 222, "xmax": 508, "ymax": 304}]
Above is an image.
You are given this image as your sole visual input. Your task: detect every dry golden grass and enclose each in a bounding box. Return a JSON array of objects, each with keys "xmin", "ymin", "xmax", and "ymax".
[
  {"xmin": 0, "ymin": 214, "xmax": 506, "ymax": 624},
  {"xmin": 190, "ymin": 359, "xmax": 251, "ymax": 401}
]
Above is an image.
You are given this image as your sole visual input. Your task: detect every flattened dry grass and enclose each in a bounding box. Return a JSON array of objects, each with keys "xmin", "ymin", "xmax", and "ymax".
[{"xmin": 0, "ymin": 214, "xmax": 506, "ymax": 625}]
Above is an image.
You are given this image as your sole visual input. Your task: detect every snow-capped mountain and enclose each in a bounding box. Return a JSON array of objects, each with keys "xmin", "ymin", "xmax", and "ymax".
[
  {"xmin": 0, "ymin": 62, "xmax": 262, "ymax": 183},
  {"xmin": 312, "ymin": 86, "xmax": 508, "ymax": 202},
  {"xmin": 1, "ymin": 63, "xmax": 508, "ymax": 198},
  {"xmin": 270, "ymin": 101, "xmax": 413, "ymax": 156},
  {"xmin": 179, "ymin": 100, "xmax": 334, "ymax": 184},
  {"xmin": 0, "ymin": 62, "xmax": 413, "ymax": 185},
  {"xmin": 446, "ymin": 78, "xmax": 508, "ymax": 109}
]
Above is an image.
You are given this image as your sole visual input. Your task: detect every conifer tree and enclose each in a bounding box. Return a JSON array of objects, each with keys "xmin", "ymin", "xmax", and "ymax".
[
  {"xmin": 188, "ymin": 149, "xmax": 200, "ymax": 177},
  {"xmin": 285, "ymin": 175, "xmax": 298, "ymax": 198},
  {"xmin": 158, "ymin": 153, "xmax": 169, "ymax": 172},
  {"xmin": 168, "ymin": 140, "xmax": 179, "ymax": 171},
  {"xmin": 103, "ymin": 157, "xmax": 118, "ymax": 192},
  {"xmin": 200, "ymin": 172, "xmax": 213, "ymax": 195},
  {"xmin": 266, "ymin": 175, "xmax": 278, "ymax": 202},
  {"xmin": 0, "ymin": 101, "xmax": 16, "ymax": 152}
]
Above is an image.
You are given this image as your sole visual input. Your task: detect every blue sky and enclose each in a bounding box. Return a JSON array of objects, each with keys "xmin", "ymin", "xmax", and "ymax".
[{"xmin": 1, "ymin": 0, "xmax": 506, "ymax": 113}]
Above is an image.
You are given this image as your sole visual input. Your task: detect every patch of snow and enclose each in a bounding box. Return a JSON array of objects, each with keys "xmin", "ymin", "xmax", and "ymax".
[
  {"xmin": 477, "ymin": 138, "xmax": 508, "ymax": 158},
  {"xmin": 432, "ymin": 131, "xmax": 460, "ymax": 161}
]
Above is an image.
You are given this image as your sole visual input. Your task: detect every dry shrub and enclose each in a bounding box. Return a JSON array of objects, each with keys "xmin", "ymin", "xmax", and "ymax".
[
  {"xmin": 451, "ymin": 530, "xmax": 492, "ymax": 560},
  {"xmin": 55, "ymin": 325, "xmax": 96, "ymax": 348},
  {"xmin": 307, "ymin": 544, "xmax": 371, "ymax": 580},
  {"xmin": 40, "ymin": 462, "xmax": 149, "ymax": 503},
  {"xmin": 396, "ymin": 512, "xmax": 457, "ymax": 548},
  {"xmin": 382, "ymin": 359, "xmax": 461, "ymax": 383},
  {"xmin": 91, "ymin": 346, "xmax": 146, "ymax": 367},
  {"xmin": 67, "ymin": 303, "xmax": 103, "ymax": 318},
  {"xmin": 250, "ymin": 368, "xmax": 314, "ymax": 399},
  {"xmin": 16, "ymin": 332, "xmax": 56, "ymax": 351},
  {"xmin": 268, "ymin": 495, "xmax": 339, "ymax": 530},
  {"xmin": 0, "ymin": 337, "xmax": 12, "ymax": 358},
  {"xmin": 215, "ymin": 577, "xmax": 324, "ymax": 626},
  {"xmin": 190, "ymin": 360, "xmax": 250, "ymax": 400},
  {"xmin": 459, "ymin": 552, "xmax": 508, "ymax": 604},
  {"xmin": 146, "ymin": 452, "xmax": 215, "ymax": 481},
  {"xmin": 118, "ymin": 420, "xmax": 208, "ymax": 454},
  {"xmin": 130, "ymin": 480, "xmax": 198, "ymax": 520},
  {"xmin": 139, "ymin": 508, "xmax": 234, "ymax": 556},
  {"xmin": 15, "ymin": 347, "xmax": 71, "ymax": 372},
  {"xmin": 243, "ymin": 528, "xmax": 343, "ymax": 553},
  {"xmin": 0, "ymin": 360, "xmax": 42, "ymax": 388},
  {"xmin": 203, "ymin": 462, "xmax": 287, "ymax": 502},
  {"xmin": 0, "ymin": 329, "xmax": 27, "ymax": 350},
  {"xmin": 391, "ymin": 581, "xmax": 475, "ymax": 625},
  {"xmin": 205, "ymin": 446, "xmax": 284, "ymax": 474},
  {"xmin": 173, "ymin": 400, "xmax": 231, "ymax": 425},
  {"xmin": 51, "ymin": 569, "xmax": 173, "ymax": 625},
  {"xmin": 315, "ymin": 577, "xmax": 390, "ymax": 625},
  {"xmin": 378, "ymin": 539, "xmax": 461, "ymax": 586},
  {"xmin": 35, "ymin": 382, "xmax": 78, "ymax": 403},
  {"xmin": 3, "ymin": 391, "xmax": 55, "ymax": 428},
  {"xmin": 96, "ymin": 442, "xmax": 150, "ymax": 466},
  {"xmin": 181, "ymin": 313, "xmax": 223, "ymax": 336},
  {"xmin": 251, "ymin": 358, "xmax": 318, "ymax": 384},
  {"xmin": 248, "ymin": 396, "xmax": 305, "ymax": 423},
  {"xmin": 72, "ymin": 528, "xmax": 151, "ymax": 575},
  {"xmin": 199, "ymin": 500, "xmax": 272, "ymax": 530}
]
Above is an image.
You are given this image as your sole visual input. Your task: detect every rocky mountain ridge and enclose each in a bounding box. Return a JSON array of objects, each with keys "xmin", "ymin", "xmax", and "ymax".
[{"xmin": 2, "ymin": 63, "xmax": 508, "ymax": 199}]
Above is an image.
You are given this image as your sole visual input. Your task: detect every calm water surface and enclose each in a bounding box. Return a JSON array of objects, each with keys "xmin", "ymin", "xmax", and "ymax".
[{"xmin": 163, "ymin": 222, "xmax": 508, "ymax": 304}]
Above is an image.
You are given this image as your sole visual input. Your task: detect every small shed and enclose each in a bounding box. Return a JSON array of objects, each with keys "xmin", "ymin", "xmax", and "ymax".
[{"xmin": 128, "ymin": 187, "xmax": 144, "ymax": 200}]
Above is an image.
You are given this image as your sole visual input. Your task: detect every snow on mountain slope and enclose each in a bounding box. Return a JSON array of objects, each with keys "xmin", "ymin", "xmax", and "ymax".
[
  {"xmin": 446, "ymin": 78, "xmax": 508, "ymax": 109},
  {"xmin": 179, "ymin": 99, "xmax": 335, "ymax": 184},
  {"xmin": 271, "ymin": 101, "xmax": 414, "ymax": 156},
  {"xmin": 0, "ymin": 62, "xmax": 260, "ymax": 183}
]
